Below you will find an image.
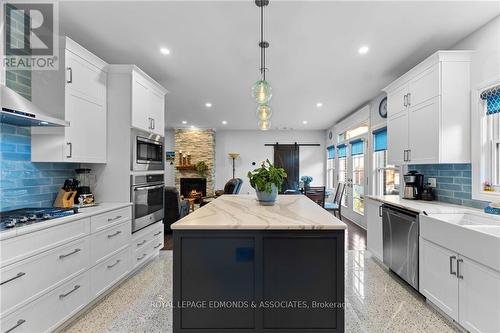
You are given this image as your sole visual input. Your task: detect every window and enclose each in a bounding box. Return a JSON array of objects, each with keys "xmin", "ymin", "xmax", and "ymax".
[
  {"xmin": 338, "ymin": 144, "xmax": 347, "ymax": 207},
  {"xmin": 373, "ymin": 128, "xmax": 400, "ymax": 196},
  {"xmin": 326, "ymin": 145, "xmax": 335, "ymax": 189},
  {"xmin": 351, "ymin": 139, "xmax": 364, "ymax": 215},
  {"xmin": 339, "ymin": 124, "xmax": 369, "ymax": 143}
]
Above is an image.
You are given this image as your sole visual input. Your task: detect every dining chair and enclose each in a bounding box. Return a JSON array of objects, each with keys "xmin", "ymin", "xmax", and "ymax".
[
  {"xmin": 325, "ymin": 183, "xmax": 346, "ymax": 220},
  {"xmin": 304, "ymin": 186, "xmax": 326, "ymax": 207}
]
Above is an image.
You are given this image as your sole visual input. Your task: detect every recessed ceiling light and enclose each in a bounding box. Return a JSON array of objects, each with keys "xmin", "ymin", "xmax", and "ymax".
[
  {"xmin": 221, "ymin": 120, "xmax": 228, "ymax": 125},
  {"xmin": 160, "ymin": 47, "xmax": 170, "ymax": 55},
  {"xmin": 316, "ymin": 102, "xmax": 323, "ymax": 108},
  {"xmin": 190, "ymin": 125, "xmax": 195, "ymax": 129},
  {"xmin": 302, "ymin": 120, "xmax": 308, "ymax": 125},
  {"xmin": 182, "ymin": 120, "xmax": 187, "ymax": 124},
  {"xmin": 205, "ymin": 102, "xmax": 212, "ymax": 108},
  {"xmin": 358, "ymin": 46, "xmax": 369, "ymax": 55}
]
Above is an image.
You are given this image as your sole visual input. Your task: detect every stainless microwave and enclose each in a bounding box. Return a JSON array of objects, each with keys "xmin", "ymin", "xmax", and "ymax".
[{"xmin": 131, "ymin": 129, "xmax": 164, "ymax": 171}]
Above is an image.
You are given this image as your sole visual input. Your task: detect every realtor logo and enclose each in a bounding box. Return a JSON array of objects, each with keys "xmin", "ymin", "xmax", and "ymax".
[{"xmin": 2, "ymin": 1, "xmax": 59, "ymax": 70}]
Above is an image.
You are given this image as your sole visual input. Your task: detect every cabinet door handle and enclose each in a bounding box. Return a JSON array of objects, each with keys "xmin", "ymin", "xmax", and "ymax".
[
  {"xmin": 66, "ymin": 67, "xmax": 72, "ymax": 83},
  {"xmin": 59, "ymin": 285, "xmax": 80, "ymax": 299},
  {"xmin": 4, "ymin": 319, "xmax": 26, "ymax": 333},
  {"xmin": 0, "ymin": 272, "xmax": 26, "ymax": 286},
  {"xmin": 403, "ymin": 94, "xmax": 407, "ymax": 107},
  {"xmin": 137, "ymin": 240, "xmax": 147, "ymax": 247},
  {"xmin": 407, "ymin": 150, "xmax": 411, "ymax": 162},
  {"xmin": 107, "ymin": 215, "xmax": 122, "ymax": 222},
  {"xmin": 107, "ymin": 230, "xmax": 122, "ymax": 238},
  {"xmin": 59, "ymin": 248, "xmax": 81, "ymax": 259},
  {"xmin": 153, "ymin": 231, "xmax": 162, "ymax": 237},
  {"xmin": 457, "ymin": 259, "xmax": 464, "ymax": 279},
  {"xmin": 154, "ymin": 243, "xmax": 163, "ymax": 249},
  {"xmin": 107, "ymin": 259, "xmax": 121, "ymax": 269},
  {"xmin": 403, "ymin": 150, "xmax": 407, "ymax": 162},
  {"xmin": 152, "ymin": 118, "xmax": 155, "ymax": 130},
  {"xmin": 449, "ymin": 256, "xmax": 457, "ymax": 275},
  {"xmin": 378, "ymin": 205, "xmax": 383, "ymax": 218},
  {"xmin": 137, "ymin": 253, "xmax": 147, "ymax": 261},
  {"xmin": 407, "ymin": 93, "xmax": 411, "ymax": 106},
  {"xmin": 66, "ymin": 142, "xmax": 72, "ymax": 158}
]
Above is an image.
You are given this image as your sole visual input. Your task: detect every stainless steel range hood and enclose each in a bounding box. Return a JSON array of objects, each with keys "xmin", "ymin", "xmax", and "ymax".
[{"xmin": 1, "ymin": 85, "xmax": 69, "ymax": 127}]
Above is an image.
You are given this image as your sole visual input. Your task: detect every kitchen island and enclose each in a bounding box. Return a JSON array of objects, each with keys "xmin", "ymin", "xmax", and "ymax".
[{"xmin": 171, "ymin": 194, "xmax": 347, "ymax": 333}]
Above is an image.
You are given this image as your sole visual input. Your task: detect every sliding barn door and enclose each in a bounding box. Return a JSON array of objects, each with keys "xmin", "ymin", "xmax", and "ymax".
[{"xmin": 274, "ymin": 144, "xmax": 299, "ymax": 192}]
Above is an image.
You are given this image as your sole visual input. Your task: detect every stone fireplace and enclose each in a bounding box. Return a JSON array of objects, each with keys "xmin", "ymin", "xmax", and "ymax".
[
  {"xmin": 180, "ymin": 178, "xmax": 207, "ymax": 198},
  {"xmin": 174, "ymin": 129, "xmax": 215, "ymax": 196}
]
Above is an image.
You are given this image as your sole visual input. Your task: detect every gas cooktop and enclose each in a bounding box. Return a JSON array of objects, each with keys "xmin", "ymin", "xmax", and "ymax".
[{"xmin": 0, "ymin": 207, "xmax": 78, "ymax": 232}]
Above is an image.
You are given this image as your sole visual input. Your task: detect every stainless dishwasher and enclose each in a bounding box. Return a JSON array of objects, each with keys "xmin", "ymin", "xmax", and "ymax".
[{"xmin": 382, "ymin": 204, "xmax": 419, "ymax": 290}]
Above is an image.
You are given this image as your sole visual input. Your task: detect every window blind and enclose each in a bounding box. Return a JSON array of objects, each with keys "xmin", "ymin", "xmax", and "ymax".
[
  {"xmin": 327, "ymin": 145, "xmax": 335, "ymax": 159},
  {"xmin": 350, "ymin": 139, "xmax": 364, "ymax": 156},
  {"xmin": 481, "ymin": 85, "xmax": 500, "ymax": 115},
  {"xmin": 337, "ymin": 144, "xmax": 347, "ymax": 158},
  {"xmin": 373, "ymin": 127, "xmax": 387, "ymax": 152}
]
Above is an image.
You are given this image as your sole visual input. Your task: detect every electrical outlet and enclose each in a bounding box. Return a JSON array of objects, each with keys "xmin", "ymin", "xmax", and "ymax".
[{"xmin": 428, "ymin": 178, "xmax": 437, "ymax": 188}]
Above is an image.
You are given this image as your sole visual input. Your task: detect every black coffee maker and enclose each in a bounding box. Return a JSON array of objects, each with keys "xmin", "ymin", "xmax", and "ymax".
[{"xmin": 403, "ymin": 171, "xmax": 424, "ymax": 200}]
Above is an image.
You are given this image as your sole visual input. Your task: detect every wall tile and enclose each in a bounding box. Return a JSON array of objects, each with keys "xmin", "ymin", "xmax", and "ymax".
[
  {"xmin": 409, "ymin": 163, "xmax": 488, "ymax": 209},
  {"xmin": 0, "ymin": 126, "xmax": 78, "ymax": 212}
]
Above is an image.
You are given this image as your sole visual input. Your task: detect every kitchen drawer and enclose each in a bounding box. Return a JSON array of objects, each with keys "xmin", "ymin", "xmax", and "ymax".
[
  {"xmin": 90, "ymin": 207, "xmax": 131, "ymax": 233},
  {"xmin": 90, "ymin": 246, "xmax": 130, "ymax": 299},
  {"xmin": 133, "ymin": 236, "xmax": 164, "ymax": 269},
  {"xmin": 0, "ymin": 271, "xmax": 89, "ymax": 333},
  {"xmin": 132, "ymin": 221, "xmax": 163, "ymax": 253},
  {"xmin": 90, "ymin": 220, "xmax": 131, "ymax": 265},
  {"xmin": 0, "ymin": 218, "xmax": 90, "ymax": 267},
  {"xmin": 1, "ymin": 237, "xmax": 90, "ymax": 317}
]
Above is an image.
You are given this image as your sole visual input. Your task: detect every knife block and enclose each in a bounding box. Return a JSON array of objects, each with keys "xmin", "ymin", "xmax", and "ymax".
[{"xmin": 54, "ymin": 190, "xmax": 77, "ymax": 208}]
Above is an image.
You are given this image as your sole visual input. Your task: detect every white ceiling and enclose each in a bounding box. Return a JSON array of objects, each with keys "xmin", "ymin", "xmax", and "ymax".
[{"xmin": 59, "ymin": 1, "xmax": 500, "ymax": 130}]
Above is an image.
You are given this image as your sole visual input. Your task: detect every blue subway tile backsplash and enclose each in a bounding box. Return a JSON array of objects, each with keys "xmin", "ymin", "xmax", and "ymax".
[
  {"xmin": 0, "ymin": 124, "xmax": 78, "ymax": 212},
  {"xmin": 408, "ymin": 163, "xmax": 488, "ymax": 209}
]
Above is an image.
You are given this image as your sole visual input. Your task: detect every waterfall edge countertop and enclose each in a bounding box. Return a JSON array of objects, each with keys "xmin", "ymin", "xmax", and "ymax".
[{"xmin": 171, "ymin": 194, "xmax": 347, "ymax": 230}]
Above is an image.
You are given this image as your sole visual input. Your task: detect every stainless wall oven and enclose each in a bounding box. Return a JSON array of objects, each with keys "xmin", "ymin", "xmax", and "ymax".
[
  {"xmin": 132, "ymin": 129, "xmax": 164, "ymax": 171},
  {"xmin": 131, "ymin": 174, "xmax": 164, "ymax": 233}
]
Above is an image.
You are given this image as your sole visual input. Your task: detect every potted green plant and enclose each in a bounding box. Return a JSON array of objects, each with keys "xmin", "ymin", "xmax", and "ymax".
[
  {"xmin": 196, "ymin": 161, "xmax": 208, "ymax": 178},
  {"xmin": 247, "ymin": 159, "xmax": 287, "ymax": 205}
]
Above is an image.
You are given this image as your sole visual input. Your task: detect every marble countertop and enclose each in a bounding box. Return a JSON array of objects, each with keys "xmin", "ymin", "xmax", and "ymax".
[
  {"xmin": 171, "ymin": 194, "xmax": 347, "ymax": 230},
  {"xmin": 365, "ymin": 195, "xmax": 475, "ymax": 214},
  {"xmin": 0, "ymin": 202, "xmax": 132, "ymax": 240}
]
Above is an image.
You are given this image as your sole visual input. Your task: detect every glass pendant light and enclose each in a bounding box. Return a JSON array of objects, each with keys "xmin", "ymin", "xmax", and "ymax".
[
  {"xmin": 256, "ymin": 104, "xmax": 272, "ymax": 120},
  {"xmin": 252, "ymin": 80, "xmax": 272, "ymax": 105},
  {"xmin": 258, "ymin": 119, "xmax": 271, "ymax": 131}
]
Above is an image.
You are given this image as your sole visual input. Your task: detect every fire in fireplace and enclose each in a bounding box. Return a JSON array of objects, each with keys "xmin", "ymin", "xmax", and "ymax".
[{"xmin": 180, "ymin": 178, "xmax": 207, "ymax": 199}]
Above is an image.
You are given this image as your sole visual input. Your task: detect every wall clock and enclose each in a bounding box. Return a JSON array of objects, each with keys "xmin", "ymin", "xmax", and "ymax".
[{"xmin": 379, "ymin": 97, "xmax": 388, "ymax": 118}]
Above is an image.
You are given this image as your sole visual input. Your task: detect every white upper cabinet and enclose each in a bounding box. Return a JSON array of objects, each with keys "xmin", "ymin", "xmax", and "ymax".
[
  {"xmin": 383, "ymin": 51, "xmax": 472, "ymax": 165},
  {"xmin": 131, "ymin": 68, "xmax": 166, "ymax": 136},
  {"xmin": 31, "ymin": 37, "xmax": 108, "ymax": 163}
]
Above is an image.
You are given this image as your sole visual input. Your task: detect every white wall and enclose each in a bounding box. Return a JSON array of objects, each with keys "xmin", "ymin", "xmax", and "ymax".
[
  {"xmin": 452, "ymin": 15, "xmax": 500, "ymax": 89},
  {"xmin": 215, "ymin": 130, "xmax": 325, "ymax": 195},
  {"xmin": 164, "ymin": 129, "xmax": 175, "ymax": 186}
]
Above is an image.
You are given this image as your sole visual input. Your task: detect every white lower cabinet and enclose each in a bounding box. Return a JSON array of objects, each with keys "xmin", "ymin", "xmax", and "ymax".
[
  {"xmin": 458, "ymin": 257, "xmax": 500, "ymax": 333},
  {"xmin": 365, "ymin": 198, "xmax": 383, "ymax": 261},
  {"xmin": 90, "ymin": 245, "xmax": 131, "ymax": 299},
  {"xmin": 420, "ymin": 237, "xmax": 500, "ymax": 332},
  {"xmin": 419, "ymin": 238, "xmax": 459, "ymax": 320},
  {"xmin": 1, "ymin": 272, "xmax": 90, "ymax": 333},
  {"xmin": 131, "ymin": 222, "xmax": 164, "ymax": 269},
  {"xmin": 1, "ymin": 237, "xmax": 90, "ymax": 316},
  {"xmin": 90, "ymin": 220, "xmax": 131, "ymax": 265}
]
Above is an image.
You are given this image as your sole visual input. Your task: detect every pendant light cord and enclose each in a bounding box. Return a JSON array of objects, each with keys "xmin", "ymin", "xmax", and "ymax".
[{"xmin": 260, "ymin": 4, "xmax": 266, "ymax": 81}]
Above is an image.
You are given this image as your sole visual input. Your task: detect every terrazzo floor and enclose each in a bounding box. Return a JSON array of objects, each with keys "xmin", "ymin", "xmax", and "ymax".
[{"xmin": 61, "ymin": 249, "xmax": 460, "ymax": 333}]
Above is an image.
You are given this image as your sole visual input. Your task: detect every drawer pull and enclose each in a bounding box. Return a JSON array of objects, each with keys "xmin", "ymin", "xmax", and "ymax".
[
  {"xmin": 0, "ymin": 272, "xmax": 26, "ymax": 286},
  {"xmin": 107, "ymin": 230, "xmax": 122, "ymax": 238},
  {"xmin": 59, "ymin": 248, "xmax": 81, "ymax": 259},
  {"xmin": 137, "ymin": 240, "xmax": 147, "ymax": 247},
  {"xmin": 59, "ymin": 285, "xmax": 80, "ymax": 299},
  {"xmin": 153, "ymin": 231, "xmax": 162, "ymax": 237},
  {"xmin": 4, "ymin": 319, "xmax": 26, "ymax": 333},
  {"xmin": 107, "ymin": 215, "xmax": 122, "ymax": 222},
  {"xmin": 107, "ymin": 259, "xmax": 121, "ymax": 269},
  {"xmin": 137, "ymin": 253, "xmax": 147, "ymax": 261},
  {"xmin": 153, "ymin": 243, "xmax": 163, "ymax": 249}
]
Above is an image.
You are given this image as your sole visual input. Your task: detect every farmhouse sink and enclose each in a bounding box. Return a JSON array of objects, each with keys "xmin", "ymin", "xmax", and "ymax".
[{"xmin": 420, "ymin": 212, "xmax": 500, "ymax": 272}]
